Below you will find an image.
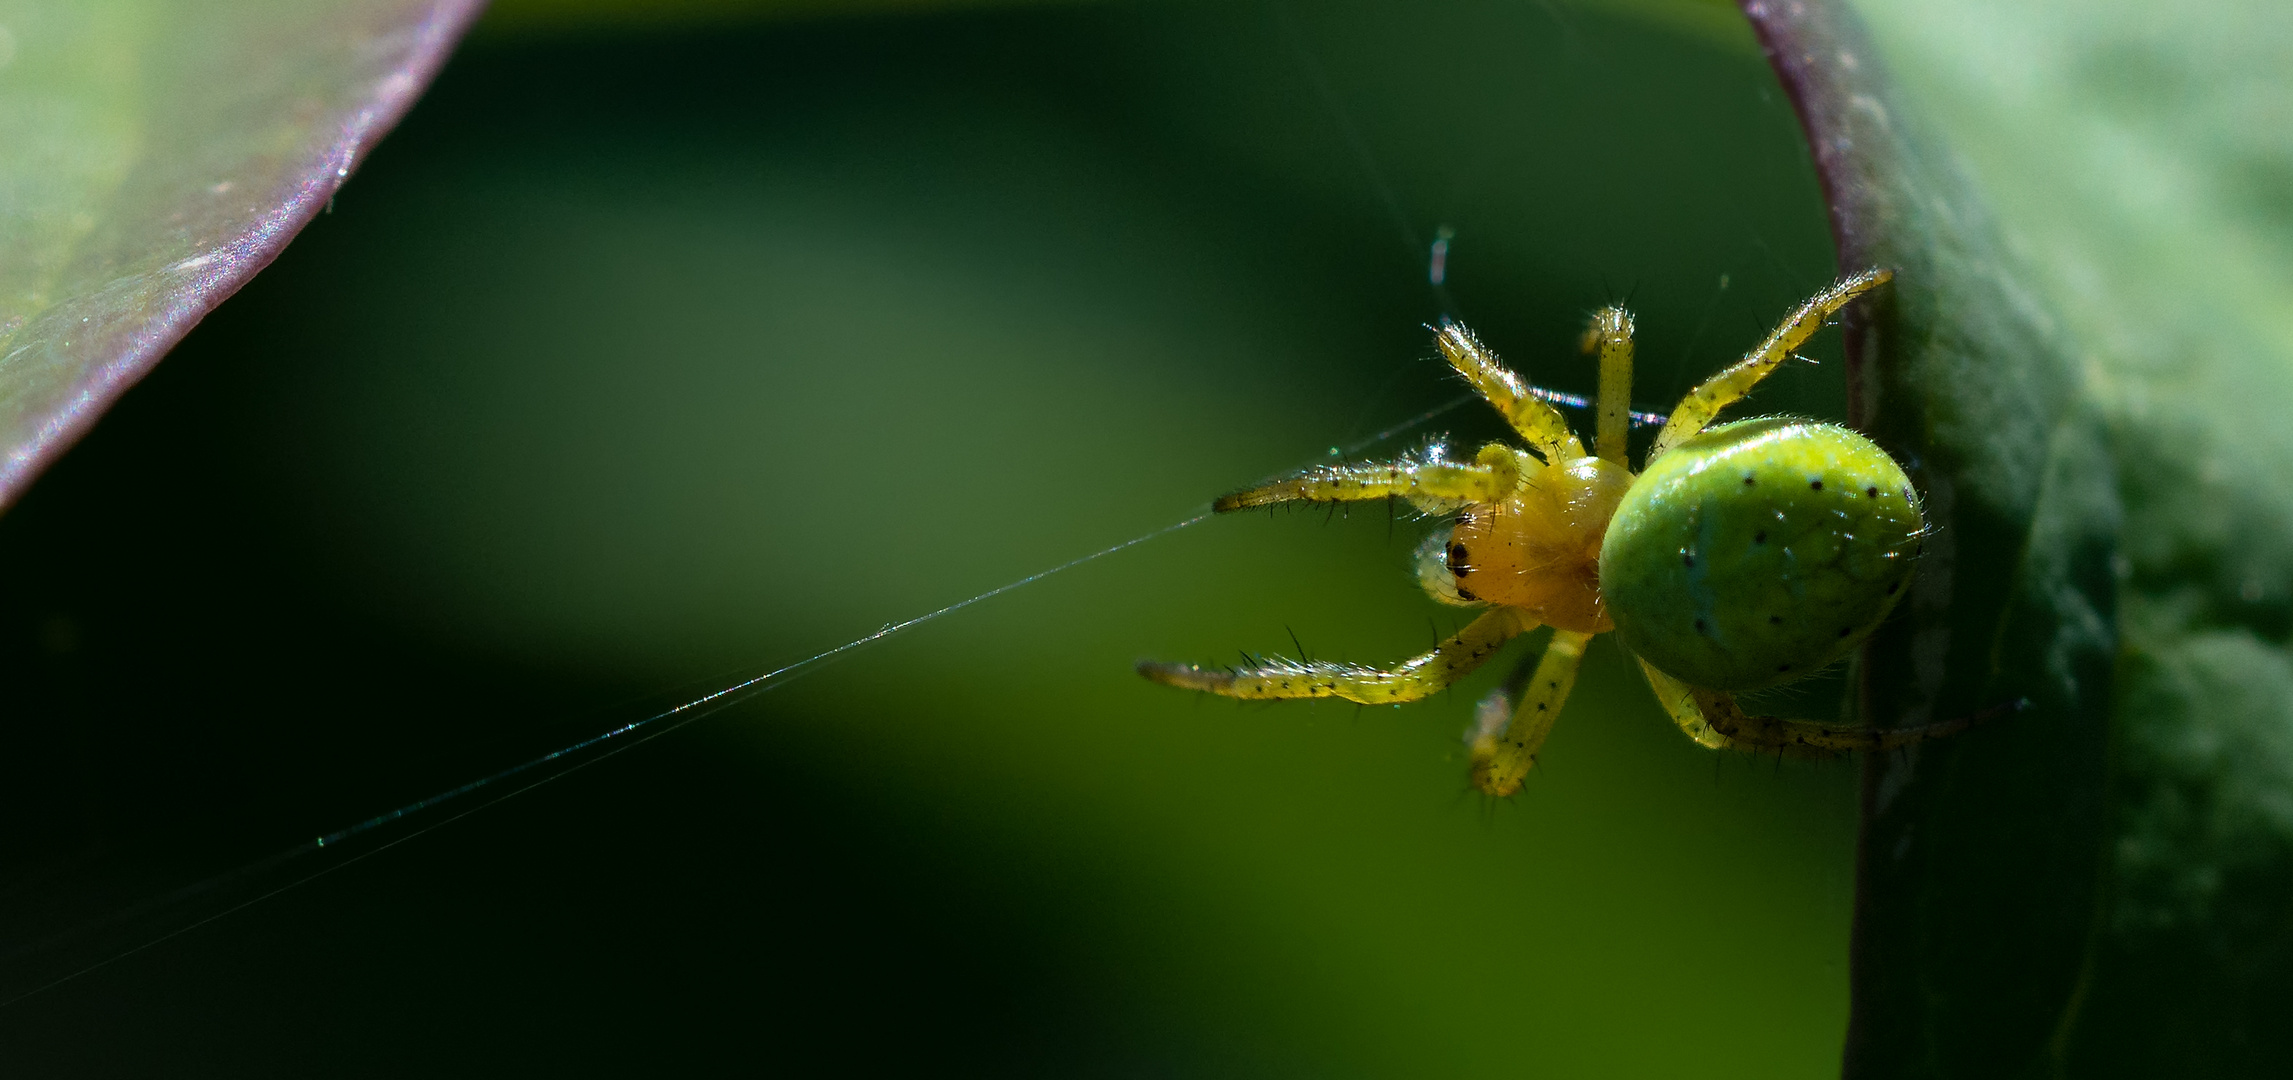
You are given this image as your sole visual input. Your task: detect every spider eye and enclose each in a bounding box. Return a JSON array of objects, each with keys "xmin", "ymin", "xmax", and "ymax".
[{"xmin": 1414, "ymin": 530, "xmax": 1480, "ymax": 607}]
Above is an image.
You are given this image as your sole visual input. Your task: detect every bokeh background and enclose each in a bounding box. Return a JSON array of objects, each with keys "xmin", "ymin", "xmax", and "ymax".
[{"xmin": 0, "ymin": 1, "xmax": 1867, "ymax": 1074}]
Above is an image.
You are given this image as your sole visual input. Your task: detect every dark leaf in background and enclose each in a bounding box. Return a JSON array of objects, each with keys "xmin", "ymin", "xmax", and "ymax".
[
  {"xmin": 1750, "ymin": 0, "xmax": 2293, "ymax": 1073},
  {"xmin": 0, "ymin": 0, "xmax": 481, "ymax": 508}
]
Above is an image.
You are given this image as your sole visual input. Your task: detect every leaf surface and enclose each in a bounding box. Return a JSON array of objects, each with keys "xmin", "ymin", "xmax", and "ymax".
[
  {"xmin": 1747, "ymin": 0, "xmax": 2293, "ymax": 1072},
  {"xmin": 0, "ymin": 0, "xmax": 481, "ymax": 508}
]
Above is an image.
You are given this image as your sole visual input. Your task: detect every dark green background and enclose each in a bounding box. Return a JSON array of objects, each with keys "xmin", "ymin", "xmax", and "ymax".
[{"xmin": 0, "ymin": 3, "xmax": 1863, "ymax": 1073}]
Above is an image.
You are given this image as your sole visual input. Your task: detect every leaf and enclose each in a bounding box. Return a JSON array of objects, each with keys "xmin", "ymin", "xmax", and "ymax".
[
  {"xmin": 1747, "ymin": 0, "xmax": 2293, "ymax": 1072},
  {"xmin": 0, "ymin": 0, "xmax": 482, "ymax": 510}
]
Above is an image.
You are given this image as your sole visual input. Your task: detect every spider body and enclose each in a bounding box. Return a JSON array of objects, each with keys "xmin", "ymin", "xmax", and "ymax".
[
  {"xmin": 1434, "ymin": 452, "xmax": 1630, "ymax": 632},
  {"xmin": 1600, "ymin": 416, "xmax": 1922, "ymax": 692},
  {"xmin": 1142, "ymin": 269, "xmax": 1981, "ymax": 795}
]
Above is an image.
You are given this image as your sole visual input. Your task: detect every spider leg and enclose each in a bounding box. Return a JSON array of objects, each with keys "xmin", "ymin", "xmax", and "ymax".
[
  {"xmin": 1686, "ymin": 687, "xmax": 1988, "ymax": 755},
  {"xmin": 1434, "ymin": 321, "xmax": 1587, "ymax": 463},
  {"xmin": 1635, "ymin": 653, "xmax": 1991, "ymax": 755},
  {"xmin": 1580, "ymin": 307, "xmax": 1634, "ymax": 468},
  {"xmin": 1469, "ymin": 628, "xmax": 1593, "ymax": 796},
  {"xmin": 1214, "ymin": 443, "xmax": 1521, "ymax": 513},
  {"xmin": 1647, "ymin": 267, "xmax": 1892, "ymax": 461},
  {"xmin": 1139, "ymin": 607, "xmax": 1533, "ymax": 705},
  {"xmin": 1635, "ymin": 657, "xmax": 1734, "ymax": 750}
]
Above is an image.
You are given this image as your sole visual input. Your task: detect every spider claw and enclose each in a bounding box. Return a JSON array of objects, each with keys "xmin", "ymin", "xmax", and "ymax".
[{"xmin": 1137, "ymin": 659, "xmax": 1238, "ymax": 695}]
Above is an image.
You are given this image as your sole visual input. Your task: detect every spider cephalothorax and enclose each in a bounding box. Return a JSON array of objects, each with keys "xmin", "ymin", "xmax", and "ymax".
[{"xmin": 1142, "ymin": 269, "xmax": 1975, "ymax": 796}]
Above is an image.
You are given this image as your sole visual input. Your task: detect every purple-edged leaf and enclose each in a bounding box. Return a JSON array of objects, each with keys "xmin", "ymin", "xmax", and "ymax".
[
  {"xmin": 1749, "ymin": 0, "xmax": 2293, "ymax": 1073},
  {"xmin": 0, "ymin": 0, "xmax": 482, "ymax": 509}
]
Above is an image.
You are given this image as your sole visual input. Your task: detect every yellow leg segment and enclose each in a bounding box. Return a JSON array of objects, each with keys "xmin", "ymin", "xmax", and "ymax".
[
  {"xmin": 1690, "ymin": 687, "xmax": 1987, "ymax": 755},
  {"xmin": 1648, "ymin": 267, "xmax": 1893, "ymax": 461},
  {"xmin": 1435, "ymin": 321, "xmax": 1587, "ymax": 464},
  {"xmin": 1636, "ymin": 657, "xmax": 1734, "ymax": 750},
  {"xmin": 1637, "ymin": 653, "xmax": 1988, "ymax": 756},
  {"xmin": 1470, "ymin": 629, "xmax": 1592, "ymax": 795},
  {"xmin": 1579, "ymin": 307, "xmax": 1635, "ymax": 468},
  {"xmin": 1139, "ymin": 607, "xmax": 1533, "ymax": 705},
  {"xmin": 1214, "ymin": 443, "xmax": 1520, "ymax": 513}
]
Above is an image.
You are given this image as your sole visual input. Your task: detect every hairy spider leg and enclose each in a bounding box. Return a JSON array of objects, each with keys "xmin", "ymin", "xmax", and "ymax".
[
  {"xmin": 1213, "ymin": 443, "xmax": 1521, "ymax": 513},
  {"xmin": 1138, "ymin": 607, "xmax": 1535, "ymax": 704},
  {"xmin": 1449, "ymin": 310, "xmax": 1639, "ymax": 794},
  {"xmin": 1578, "ymin": 307, "xmax": 1636, "ymax": 468},
  {"xmin": 1434, "ymin": 322, "xmax": 1586, "ymax": 464},
  {"xmin": 1648, "ymin": 267, "xmax": 1893, "ymax": 461},
  {"xmin": 1634, "ymin": 654, "xmax": 1981, "ymax": 755},
  {"xmin": 1469, "ymin": 629, "xmax": 1593, "ymax": 796},
  {"xmin": 1686, "ymin": 686, "xmax": 1988, "ymax": 754},
  {"xmin": 1636, "ymin": 657, "xmax": 1741, "ymax": 750}
]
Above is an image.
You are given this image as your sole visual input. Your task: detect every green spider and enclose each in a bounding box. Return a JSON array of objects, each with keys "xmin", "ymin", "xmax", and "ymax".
[{"xmin": 1141, "ymin": 269, "xmax": 1978, "ymax": 795}]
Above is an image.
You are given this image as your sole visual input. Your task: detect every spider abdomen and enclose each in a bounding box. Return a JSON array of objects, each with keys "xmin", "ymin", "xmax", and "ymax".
[{"xmin": 1598, "ymin": 417, "xmax": 1922, "ymax": 692}]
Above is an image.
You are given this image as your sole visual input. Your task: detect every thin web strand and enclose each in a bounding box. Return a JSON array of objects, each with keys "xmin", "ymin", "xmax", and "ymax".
[
  {"xmin": 2, "ymin": 377, "xmax": 1531, "ymax": 1005},
  {"xmin": 1266, "ymin": 1, "xmax": 1670, "ymax": 434},
  {"xmin": 0, "ymin": 513, "xmax": 1211, "ymax": 1008},
  {"xmin": 1264, "ymin": 0, "xmax": 1462, "ymax": 321}
]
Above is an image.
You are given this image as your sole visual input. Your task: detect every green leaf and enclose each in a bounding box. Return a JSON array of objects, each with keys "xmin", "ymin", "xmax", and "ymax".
[
  {"xmin": 0, "ymin": 0, "xmax": 480, "ymax": 509},
  {"xmin": 1748, "ymin": 0, "xmax": 2293, "ymax": 1072}
]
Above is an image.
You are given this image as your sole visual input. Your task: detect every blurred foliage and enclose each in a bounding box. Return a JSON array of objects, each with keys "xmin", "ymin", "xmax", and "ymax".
[
  {"xmin": 476, "ymin": 0, "xmax": 1077, "ymax": 34},
  {"xmin": 472, "ymin": 0, "xmax": 1766, "ymax": 54},
  {"xmin": 0, "ymin": 2, "xmax": 1886, "ymax": 1074}
]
